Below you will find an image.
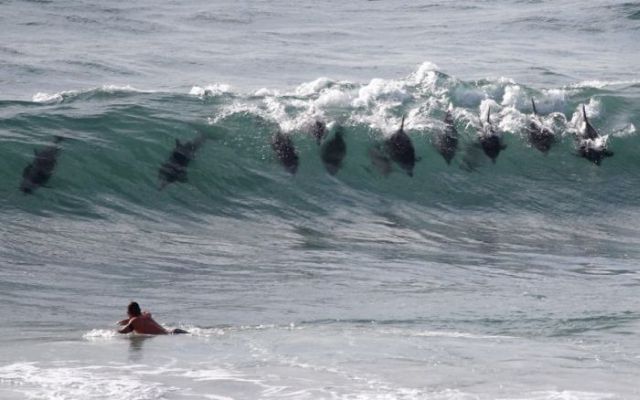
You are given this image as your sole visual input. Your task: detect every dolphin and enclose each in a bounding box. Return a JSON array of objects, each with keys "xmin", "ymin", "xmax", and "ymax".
[
  {"xmin": 384, "ymin": 116, "xmax": 417, "ymax": 176},
  {"xmin": 271, "ymin": 130, "xmax": 299, "ymax": 174},
  {"xmin": 581, "ymin": 105, "xmax": 600, "ymax": 140},
  {"xmin": 310, "ymin": 120, "xmax": 327, "ymax": 145},
  {"xmin": 158, "ymin": 132, "xmax": 206, "ymax": 189},
  {"xmin": 478, "ymin": 108, "xmax": 506, "ymax": 163},
  {"xmin": 527, "ymin": 99, "xmax": 555, "ymax": 153},
  {"xmin": 577, "ymin": 105, "xmax": 613, "ymax": 166},
  {"xmin": 434, "ymin": 107, "xmax": 458, "ymax": 164},
  {"xmin": 320, "ymin": 125, "xmax": 346, "ymax": 175},
  {"xmin": 368, "ymin": 144, "xmax": 392, "ymax": 176},
  {"xmin": 20, "ymin": 136, "xmax": 64, "ymax": 194}
]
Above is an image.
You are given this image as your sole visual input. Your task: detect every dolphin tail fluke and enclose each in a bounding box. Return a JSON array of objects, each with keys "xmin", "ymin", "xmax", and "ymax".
[{"xmin": 531, "ymin": 98, "xmax": 538, "ymax": 115}]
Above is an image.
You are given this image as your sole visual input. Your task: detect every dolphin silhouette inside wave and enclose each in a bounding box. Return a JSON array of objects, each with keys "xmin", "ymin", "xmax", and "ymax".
[
  {"xmin": 271, "ymin": 130, "xmax": 299, "ymax": 174},
  {"xmin": 527, "ymin": 99, "xmax": 555, "ymax": 154},
  {"xmin": 577, "ymin": 105, "xmax": 613, "ymax": 166},
  {"xmin": 158, "ymin": 133, "xmax": 206, "ymax": 189},
  {"xmin": 321, "ymin": 124, "xmax": 346, "ymax": 175},
  {"xmin": 434, "ymin": 106, "xmax": 458, "ymax": 165},
  {"xmin": 20, "ymin": 136, "xmax": 64, "ymax": 194},
  {"xmin": 478, "ymin": 108, "xmax": 506, "ymax": 163},
  {"xmin": 384, "ymin": 116, "xmax": 417, "ymax": 176}
]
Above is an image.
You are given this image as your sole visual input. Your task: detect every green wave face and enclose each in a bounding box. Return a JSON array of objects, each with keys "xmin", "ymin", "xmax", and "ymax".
[{"xmin": 1, "ymin": 68, "xmax": 639, "ymax": 221}]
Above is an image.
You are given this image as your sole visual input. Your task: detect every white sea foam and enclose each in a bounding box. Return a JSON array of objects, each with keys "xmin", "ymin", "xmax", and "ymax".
[
  {"xmin": 535, "ymin": 88, "xmax": 569, "ymax": 113},
  {"xmin": 497, "ymin": 390, "xmax": 616, "ymax": 400},
  {"xmin": 498, "ymin": 108, "xmax": 528, "ymax": 134},
  {"xmin": 263, "ymin": 96, "xmax": 298, "ymax": 132},
  {"xmin": 452, "ymin": 85, "xmax": 488, "ymax": 108},
  {"xmin": 612, "ymin": 123, "xmax": 636, "ymax": 137},
  {"xmin": 411, "ymin": 330, "xmax": 516, "ymax": 340},
  {"xmin": 209, "ymin": 101, "xmax": 264, "ymax": 124},
  {"xmin": 203, "ymin": 395, "xmax": 236, "ymax": 400},
  {"xmin": 568, "ymin": 98, "xmax": 602, "ymax": 135},
  {"xmin": 181, "ymin": 368, "xmax": 245, "ymax": 382},
  {"xmin": 100, "ymin": 84, "xmax": 152, "ymax": 93},
  {"xmin": 379, "ymin": 327, "xmax": 515, "ymax": 340},
  {"xmin": 83, "ymin": 329, "xmax": 118, "ymax": 340},
  {"xmin": 32, "ymin": 85, "xmax": 152, "ymax": 104},
  {"xmin": 294, "ymin": 77, "xmax": 334, "ymax": 97},
  {"xmin": 352, "ymin": 78, "xmax": 410, "ymax": 108},
  {"xmin": 32, "ymin": 90, "xmax": 75, "ymax": 103},
  {"xmin": 496, "ymin": 76, "xmax": 517, "ymax": 85},
  {"xmin": 570, "ymin": 79, "xmax": 640, "ymax": 89},
  {"xmin": 189, "ymin": 63, "xmax": 632, "ymax": 146},
  {"xmin": 178, "ymin": 326, "xmax": 226, "ymax": 337},
  {"xmin": 501, "ymin": 84, "xmax": 525, "ymax": 108},
  {"xmin": 411, "ymin": 61, "xmax": 447, "ymax": 97},
  {"xmin": 314, "ymin": 87, "xmax": 354, "ymax": 108},
  {"xmin": 350, "ymin": 109, "xmax": 404, "ymax": 135},
  {"xmin": 479, "ymin": 98, "xmax": 501, "ymax": 125},
  {"xmin": 581, "ymin": 135, "xmax": 610, "ymax": 151},
  {"xmin": 253, "ymin": 87, "xmax": 280, "ymax": 97},
  {"xmin": 0, "ymin": 362, "xmax": 174, "ymax": 400},
  {"xmin": 210, "ymin": 74, "xmax": 420, "ymax": 134},
  {"xmin": 330, "ymin": 388, "xmax": 480, "ymax": 400},
  {"xmin": 83, "ymin": 325, "xmax": 224, "ymax": 340},
  {"xmin": 189, "ymin": 84, "xmax": 233, "ymax": 98},
  {"xmin": 412, "ymin": 61, "xmax": 439, "ymax": 85}
]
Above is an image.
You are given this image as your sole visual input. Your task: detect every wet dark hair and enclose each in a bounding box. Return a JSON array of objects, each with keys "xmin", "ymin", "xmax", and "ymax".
[{"xmin": 127, "ymin": 301, "xmax": 142, "ymax": 316}]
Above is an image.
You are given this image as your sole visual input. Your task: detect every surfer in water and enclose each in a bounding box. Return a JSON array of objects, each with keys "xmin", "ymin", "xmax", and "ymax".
[{"xmin": 117, "ymin": 301, "xmax": 188, "ymax": 335}]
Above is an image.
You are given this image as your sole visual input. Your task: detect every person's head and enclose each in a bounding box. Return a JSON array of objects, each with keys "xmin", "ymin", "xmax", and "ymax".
[{"xmin": 127, "ymin": 301, "xmax": 142, "ymax": 317}]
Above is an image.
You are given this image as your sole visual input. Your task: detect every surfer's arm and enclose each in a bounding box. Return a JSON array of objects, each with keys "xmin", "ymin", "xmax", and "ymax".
[
  {"xmin": 118, "ymin": 321, "xmax": 135, "ymax": 334},
  {"xmin": 117, "ymin": 318, "xmax": 130, "ymax": 326}
]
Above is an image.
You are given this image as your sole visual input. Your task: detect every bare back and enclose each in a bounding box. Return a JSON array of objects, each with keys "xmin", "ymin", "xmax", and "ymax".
[{"xmin": 124, "ymin": 314, "xmax": 168, "ymax": 335}]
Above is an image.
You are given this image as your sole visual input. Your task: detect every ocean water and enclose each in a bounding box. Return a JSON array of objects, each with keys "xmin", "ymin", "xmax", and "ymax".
[{"xmin": 1, "ymin": 0, "xmax": 640, "ymax": 399}]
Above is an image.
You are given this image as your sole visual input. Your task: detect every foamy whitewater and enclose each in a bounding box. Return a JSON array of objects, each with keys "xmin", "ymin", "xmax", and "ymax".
[{"xmin": 1, "ymin": 1, "xmax": 640, "ymax": 399}]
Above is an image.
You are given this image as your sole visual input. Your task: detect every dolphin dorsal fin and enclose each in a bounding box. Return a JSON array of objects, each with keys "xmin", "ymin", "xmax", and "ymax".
[
  {"xmin": 582, "ymin": 105, "xmax": 588, "ymax": 123},
  {"xmin": 486, "ymin": 108, "xmax": 491, "ymax": 124},
  {"xmin": 175, "ymin": 139, "xmax": 182, "ymax": 147},
  {"xmin": 400, "ymin": 115, "xmax": 405, "ymax": 131},
  {"xmin": 531, "ymin": 98, "xmax": 538, "ymax": 115}
]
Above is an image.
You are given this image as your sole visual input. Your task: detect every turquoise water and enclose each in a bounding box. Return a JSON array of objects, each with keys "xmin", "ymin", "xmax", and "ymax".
[{"xmin": 1, "ymin": 1, "xmax": 640, "ymax": 399}]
